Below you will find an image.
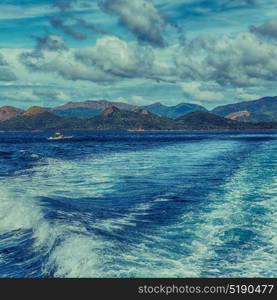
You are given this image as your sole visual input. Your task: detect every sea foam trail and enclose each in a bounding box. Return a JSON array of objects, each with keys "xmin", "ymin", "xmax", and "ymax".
[
  {"xmin": 44, "ymin": 139, "xmax": 242, "ymax": 277},
  {"xmin": 79, "ymin": 138, "xmax": 277, "ymax": 278},
  {"xmin": 122, "ymin": 139, "xmax": 277, "ymax": 277},
  {"xmin": 0, "ymin": 136, "xmax": 275, "ymax": 277},
  {"xmin": 0, "ymin": 139, "xmax": 238, "ymax": 277}
]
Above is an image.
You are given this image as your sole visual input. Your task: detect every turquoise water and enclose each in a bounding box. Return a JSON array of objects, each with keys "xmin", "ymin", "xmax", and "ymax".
[{"xmin": 0, "ymin": 130, "xmax": 276, "ymax": 277}]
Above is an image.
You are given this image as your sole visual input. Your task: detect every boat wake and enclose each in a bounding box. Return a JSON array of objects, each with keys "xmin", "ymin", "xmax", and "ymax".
[{"xmin": 0, "ymin": 134, "xmax": 276, "ymax": 277}]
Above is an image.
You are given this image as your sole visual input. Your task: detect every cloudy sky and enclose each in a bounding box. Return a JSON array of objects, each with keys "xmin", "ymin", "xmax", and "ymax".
[{"xmin": 0, "ymin": 0, "xmax": 277, "ymax": 109}]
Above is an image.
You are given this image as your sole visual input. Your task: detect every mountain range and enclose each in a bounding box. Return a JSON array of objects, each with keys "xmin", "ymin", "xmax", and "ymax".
[
  {"xmin": 50, "ymin": 100, "xmax": 209, "ymax": 120},
  {"xmin": 0, "ymin": 96, "xmax": 276, "ymax": 131},
  {"xmin": 0, "ymin": 106, "xmax": 25, "ymax": 122},
  {"xmin": 212, "ymin": 96, "xmax": 277, "ymax": 122},
  {"xmin": 51, "ymin": 96, "xmax": 276, "ymax": 122},
  {"xmin": 0, "ymin": 106, "xmax": 276, "ymax": 132},
  {"xmin": 142, "ymin": 102, "xmax": 208, "ymax": 118},
  {"xmin": 52, "ymin": 100, "xmax": 138, "ymax": 119}
]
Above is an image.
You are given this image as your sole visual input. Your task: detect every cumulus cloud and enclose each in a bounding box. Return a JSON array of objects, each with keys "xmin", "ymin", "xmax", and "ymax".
[
  {"xmin": 20, "ymin": 35, "xmax": 172, "ymax": 84},
  {"xmin": 75, "ymin": 36, "xmax": 155, "ymax": 78},
  {"xmin": 50, "ymin": 18, "xmax": 87, "ymax": 40},
  {"xmin": 50, "ymin": 17, "xmax": 109, "ymax": 40},
  {"xmin": 20, "ymin": 33, "xmax": 75, "ymax": 79},
  {"xmin": 33, "ymin": 89, "xmax": 70, "ymax": 102},
  {"xmin": 0, "ymin": 53, "xmax": 8, "ymax": 66},
  {"xmin": 0, "ymin": 53, "xmax": 17, "ymax": 81},
  {"xmin": 176, "ymin": 32, "xmax": 277, "ymax": 87},
  {"xmin": 250, "ymin": 19, "xmax": 277, "ymax": 39},
  {"xmin": 19, "ymin": 47, "xmax": 114, "ymax": 83},
  {"xmin": 18, "ymin": 28, "xmax": 277, "ymax": 100},
  {"xmin": 34, "ymin": 34, "xmax": 68, "ymax": 51},
  {"xmin": 100, "ymin": 0, "xmax": 167, "ymax": 46},
  {"xmin": 180, "ymin": 81, "xmax": 224, "ymax": 102},
  {"xmin": 116, "ymin": 95, "xmax": 151, "ymax": 105},
  {"xmin": 0, "ymin": 68, "xmax": 17, "ymax": 81},
  {"xmin": 50, "ymin": 17, "xmax": 108, "ymax": 40},
  {"xmin": 0, "ymin": 88, "xmax": 69, "ymax": 103},
  {"xmin": 19, "ymin": 34, "xmax": 69, "ymax": 74},
  {"xmin": 235, "ymin": 88, "xmax": 261, "ymax": 100},
  {"xmin": 0, "ymin": 89, "xmax": 40, "ymax": 102},
  {"xmin": 50, "ymin": 1, "xmax": 108, "ymax": 40}
]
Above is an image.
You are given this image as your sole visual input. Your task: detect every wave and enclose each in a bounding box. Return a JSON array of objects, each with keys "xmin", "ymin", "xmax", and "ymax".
[{"xmin": 0, "ymin": 136, "xmax": 276, "ymax": 277}]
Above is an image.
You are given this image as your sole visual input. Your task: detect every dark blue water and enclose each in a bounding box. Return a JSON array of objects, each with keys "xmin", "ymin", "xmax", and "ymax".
[{"xmin": 0, "ymin": 130, "xmax": 276, "ymax": 277}]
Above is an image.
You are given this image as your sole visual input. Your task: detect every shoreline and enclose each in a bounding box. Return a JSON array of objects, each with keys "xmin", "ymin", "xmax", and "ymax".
[{"xmin": 0, "ymin": 128, "xmax": 277, "ymax": 133}]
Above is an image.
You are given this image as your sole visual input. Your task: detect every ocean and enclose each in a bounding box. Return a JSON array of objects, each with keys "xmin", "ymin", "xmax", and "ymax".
[{"xmin": 0, "ymin": 130, "xmax": 276, "ymax": 278}]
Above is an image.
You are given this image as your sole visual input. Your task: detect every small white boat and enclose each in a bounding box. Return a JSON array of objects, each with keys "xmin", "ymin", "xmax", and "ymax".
[{"xmin": 47, "ymin": 132, "xmax": 73, "ymax": 140}]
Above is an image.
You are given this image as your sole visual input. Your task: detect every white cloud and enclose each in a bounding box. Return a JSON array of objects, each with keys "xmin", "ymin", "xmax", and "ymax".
[
  {"xmin": 0, "ymin": 67, "xmax": 17, "ymax": 81},
  {"xmin": 75, "ymin": 36, "xmax": 155, "ymax": 78},
  {"xmin": 35, "ymin": 35, "xmax": 68, "ymax": 51},
  {"xmin": 0, "ymin": 88, "xmax": 70, "ymax": 103},
  {"xmin": 101, "ymin": 0, "xmax": 166, "ymax": 46},
  {"xmin": 19, "ymin": 44, "xmax": 114, "ymax": 83},
  {"xmin": 180, "ymin": 81, "xmax": 224, "ymax": 102},
  {"xmin": 116, "ymin": 95, "xmax": 151, "ymax": 105},
  {"xmin": 19, "ymin": 35, "xmax": 174, "ymax": 84},
  {"xmin": 250, "ymin": 19, "xmax": 277, "ymax": 39},
  {"xmin": 235, "ymin": 88, "xmax": 261, "ymax": 100},
  {"xmin": 0, "ymin": 52, "xmax": 17, "ymax": 81},
  {"xmin": 10, "ymin": 27, "xmax": 277, "ymax": 107},
  {"xmin": 176, "ymin": 32, "xmax": 277, "ymax": 87},
  {"xmin": 0, "ymin": 53, "xmax": 8, "ymax": 66}
]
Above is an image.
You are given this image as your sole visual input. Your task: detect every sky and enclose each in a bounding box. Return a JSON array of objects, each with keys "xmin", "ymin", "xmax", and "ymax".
[{"xmin": 0, "ymin": 0, "xmax": 277, "ymax": 110}]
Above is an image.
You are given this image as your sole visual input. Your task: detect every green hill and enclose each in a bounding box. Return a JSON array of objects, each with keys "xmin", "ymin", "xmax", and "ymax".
[
  {"xmin": 0, "ymin": 107, "xmax": 276, "ymax": 132},
  {"xmin": 175, "ymin": 111, "xmax": 277, "ymax": 130},
  {"xmin": 85, "ymin": 107, "xmax": 174, "ymax": 130},
  {"xmin": 143, "ymin": 102, "xmax": 207, "ymax": 118},
  {"xmin": 0, "ymin": 111, "xmax": 84, "ymax": 131},
  {"xmin": 175, "ymin": 112, "xmax": 249, "ymax": 130},
  {"xmin": 212, "ymin": 96, "xmax": 277, "ymax": 122},
  {"xmin": 52, "ymin": 100, "xmax": 207, "ymax": 119},
  {"xmin": 52, "ymin": 107, "xmax": 103, "ymax": 119}
]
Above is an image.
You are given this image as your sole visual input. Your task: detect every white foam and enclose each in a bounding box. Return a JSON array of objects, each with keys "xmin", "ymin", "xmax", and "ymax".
[
  {"xmin": 91, "ymin": 140, "xmax": 277, "ymax": 278},
  {"xmin": 169, "ymin": 141, "xmax": 277, "ymax": 277},
  {"xmin": 0, "ymin": 191, "xmax": 45, "ymax": 235},
  {"xmin": 46, "ymin": 234, "xmax": 113, "ymax": 278},
  {"xmin": 2, "ymin": 138, "xmax": 272, "ymax": 277}
]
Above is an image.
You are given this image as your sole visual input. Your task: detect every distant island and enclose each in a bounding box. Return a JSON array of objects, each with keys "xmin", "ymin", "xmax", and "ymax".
[{"xmin": 0, "ymin": 96, "xmax": 276, "ymax": 132}]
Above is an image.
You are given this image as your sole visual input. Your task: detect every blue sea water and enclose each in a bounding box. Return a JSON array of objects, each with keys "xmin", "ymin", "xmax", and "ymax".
[{"xmin": 0, "ymin": 130, "xmax": 276, "ymax": 278}]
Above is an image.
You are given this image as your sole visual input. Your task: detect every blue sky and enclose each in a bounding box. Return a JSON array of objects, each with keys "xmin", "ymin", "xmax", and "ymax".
[{"xmin": 0, "ymin": 0, "xmax": 277, "ymax": 109}]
